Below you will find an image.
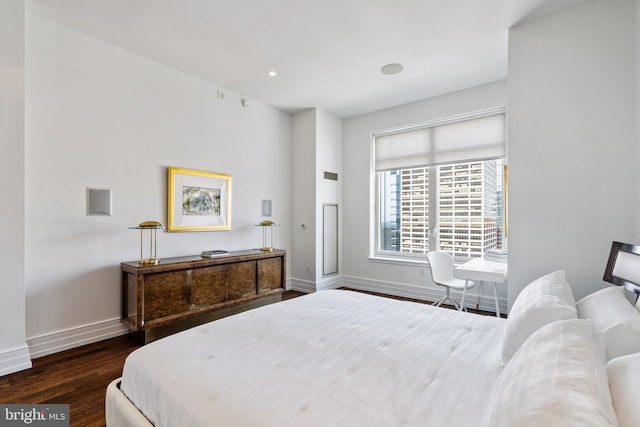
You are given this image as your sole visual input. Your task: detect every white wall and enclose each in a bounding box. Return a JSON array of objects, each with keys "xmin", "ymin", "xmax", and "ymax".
[
  {"xmin": 0, "ymin": 0, "xmax": 32, "ymax": 375},
  {"xmin": 316, "ymin": 110, "xmax": 342, "ymax": 286},
  {"xmin": 508, "ymin": 0, "xmax": 637, "ymax": 306},
  {"xmin": 291, "ymin": 109, "xmax": 317, "ymax": 289},
  {"xmin": 636, "ymin": 0, "xmax": 640, "ymax": 238},
  {"xmin": 290, "ymin": 108, "xmax": 343, "ymax": 291},
  {"xmin": 341, "ymin": 81, "xmax": 508, "ymax": 308},
  {"xmin": 23, "ymin": 13, "xmax": 292, "ymax": 357}
]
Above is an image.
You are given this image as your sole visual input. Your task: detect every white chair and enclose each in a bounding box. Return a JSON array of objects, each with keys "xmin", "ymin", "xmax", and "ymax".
[{"xmin": 427, "ymin": 251, "xmax": 475, "ymax": 311}]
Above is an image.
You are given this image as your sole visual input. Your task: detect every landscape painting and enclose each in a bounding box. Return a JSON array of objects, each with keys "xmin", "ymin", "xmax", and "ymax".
[{"xmin": 182, "ymin": 186, "xmax": 221, "ymax": 216}]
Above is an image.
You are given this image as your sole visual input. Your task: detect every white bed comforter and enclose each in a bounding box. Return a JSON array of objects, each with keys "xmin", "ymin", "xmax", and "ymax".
[{"xmin": 121, "ymin": 290, "xmax": 504, "ymax": 427}]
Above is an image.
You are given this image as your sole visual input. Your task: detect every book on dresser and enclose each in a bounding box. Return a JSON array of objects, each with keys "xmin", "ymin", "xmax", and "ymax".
[{"xmin": 201, "ymin": 250, "xmax": 229, "ymax": 257}]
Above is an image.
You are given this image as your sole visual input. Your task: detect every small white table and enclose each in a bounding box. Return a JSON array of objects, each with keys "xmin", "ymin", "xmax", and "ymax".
[{"xmin": 455, "ymin": 257, "xmax": 508, "ymax": 317}]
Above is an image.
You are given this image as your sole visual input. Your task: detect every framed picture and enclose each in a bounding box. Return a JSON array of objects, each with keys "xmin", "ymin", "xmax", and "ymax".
[{"xmin": 167, "ymin": 167, "xmax": 232, "ymax": 232}]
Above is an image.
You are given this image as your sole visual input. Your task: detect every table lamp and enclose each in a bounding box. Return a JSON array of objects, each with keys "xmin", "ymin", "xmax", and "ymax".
[{"xmin": 129, "ymin": 221, "xmax": 164, "ymax": 265}]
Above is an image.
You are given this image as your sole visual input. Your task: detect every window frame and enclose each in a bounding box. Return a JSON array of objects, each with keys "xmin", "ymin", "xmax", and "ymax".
[{"xmin": 370, "ymin": 108, "xmax": 506, "ymax": 264}]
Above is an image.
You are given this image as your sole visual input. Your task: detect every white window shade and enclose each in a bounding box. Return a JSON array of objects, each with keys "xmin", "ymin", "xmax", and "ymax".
[{"xmin": 374, "ymin": 112, "xmax": 506, "ymax": 171}]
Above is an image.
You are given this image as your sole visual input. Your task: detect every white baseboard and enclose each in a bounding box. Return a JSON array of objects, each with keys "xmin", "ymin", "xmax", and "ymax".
[
  {"xmin": 341, "ymin": 275, "xmax": 508, "ymax": 314},
  {"xmin": 0, "ymin": 345, "xmax": 32, "ymax": 376},
  {"xmin": 289, "ymin": 278, "xmax": 316, "ymax": 293},
  {"xmin": 289, "ymin": 273, "xmax": 507, "ymax": 314},
  {"xmin": 27, "ymin": 318, "xmax": 130, "ymax": 360},
  {"xmin": 341, "ymin": 275, "xmax": 441, "ymax": 302},
  {"xmin": 316, "ymin": 275, "xmax": 342, "ymax": 291},
  {"xmin": 284, "ymin": 277, "xmax": 293, "ymax": 291},
  {"xmin": 290, "ymin": 275, "xmax": 343, "ymax": 293}
]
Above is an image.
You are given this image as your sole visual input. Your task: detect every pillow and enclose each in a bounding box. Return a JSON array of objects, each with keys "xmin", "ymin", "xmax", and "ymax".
[
  {"xmin": 501, "ymin": 270, "xmax": 577, "ymax": 364},
  {"xmin": 577, "ymin": 286, "xmax": 640, "ymax": 362},
  {"xmin": 606, "ymin": 352, "xmax": 640, "ymax": 427},
  {"xmin": 485, "ymin": 319, "xmax": 618, "ymax": 427}
]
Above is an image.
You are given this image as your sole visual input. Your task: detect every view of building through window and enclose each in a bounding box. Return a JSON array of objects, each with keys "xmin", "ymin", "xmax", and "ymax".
[{"xmin": 379, "ymin": 159, "xmax": 505, "ymax": 259}]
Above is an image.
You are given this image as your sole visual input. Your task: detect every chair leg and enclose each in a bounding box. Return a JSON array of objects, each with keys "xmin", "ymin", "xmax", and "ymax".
[
  {"xmin": 449, "ymin": 295, "xmax": 460, "ymax": 310},
  {"xmin": 432, "ymin": 295, "xmax": 447, "ymax": 307},
  {"xmin": 432, "ymin": 287, "xmax": 460, "ymax": 310}
]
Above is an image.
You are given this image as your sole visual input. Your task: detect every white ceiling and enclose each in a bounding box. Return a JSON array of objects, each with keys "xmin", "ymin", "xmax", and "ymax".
[{"xmin": 27, "ymin": 0, "xmax": 589, "ymax": 118}]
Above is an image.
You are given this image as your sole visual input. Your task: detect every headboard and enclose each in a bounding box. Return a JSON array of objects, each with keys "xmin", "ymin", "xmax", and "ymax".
[{"xmin": 603, "ymin": 241, "xmax": 640, "ymax": 300}]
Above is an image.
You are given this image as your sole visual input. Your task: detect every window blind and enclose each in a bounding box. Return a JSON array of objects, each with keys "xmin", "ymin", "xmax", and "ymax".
[{"xmin": 374, "ymin": 111, "xmax": 506, "ymax": 172}]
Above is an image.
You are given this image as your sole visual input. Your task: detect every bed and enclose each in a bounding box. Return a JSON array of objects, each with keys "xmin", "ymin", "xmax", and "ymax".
[{"xmin": 106, "ymin": 269, "xmax": 640, "ymax": 427}]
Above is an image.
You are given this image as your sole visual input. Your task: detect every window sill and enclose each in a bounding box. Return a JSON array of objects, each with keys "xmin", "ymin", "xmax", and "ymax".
[
  {"xmin": 368, "ymin": 255, "xmax": 428, "ymax": 267},
  {"xmin": 369, "ymin": 254, "xmax": 501, "ymax": 268}
]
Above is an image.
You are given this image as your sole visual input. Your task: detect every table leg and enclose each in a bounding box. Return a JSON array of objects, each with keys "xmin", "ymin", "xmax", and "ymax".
[
  {"xmin": 475, "ymin": 281, "xmax": 484, "ymax": 310},
  {"xmin": 460, "ymin": 280, "xmax": 470, "ymax": 311},
  {"xmin": 493, "ymin": 282, "xmax": 500, "ymax": 317}
]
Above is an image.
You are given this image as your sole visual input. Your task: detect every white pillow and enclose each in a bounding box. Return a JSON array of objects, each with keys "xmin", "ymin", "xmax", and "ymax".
[
  {"xmin": 485, "ymin": 319, "xmax": 618, "ymax": 427},
  {"xmin": 501, "ymin": 270, "xmax": 577, "ymax": 365},
  {"xmin": 606, "ymin": 352, "xmax": 640, "ymax": 427},
  {"xmin": 577, "ymin": 286, "xmax": 640, "ymax": 362}
]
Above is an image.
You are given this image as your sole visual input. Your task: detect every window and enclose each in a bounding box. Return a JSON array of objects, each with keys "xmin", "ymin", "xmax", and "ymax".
[{"xmin": 374, "ymin": 109, "xmax": 506, "ymax": 261}]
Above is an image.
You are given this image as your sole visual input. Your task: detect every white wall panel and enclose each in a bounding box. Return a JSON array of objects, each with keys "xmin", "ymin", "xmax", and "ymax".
[
  {"xmin": 508, "ymin": 0, "xmax": 636, "ymax": 305},
  {"xmin": 0, "ymin": 0, "xmax": 31, "ymax": 375},
  {"xmin": 24, "ymin": 14, "xmax": 292, "ymax": 342}
]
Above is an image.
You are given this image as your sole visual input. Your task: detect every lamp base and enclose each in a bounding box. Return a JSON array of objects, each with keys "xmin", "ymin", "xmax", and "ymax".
[
  {"xmin": 260, "ymin": 247, "xmax": 274, "ymax": 252},
  {"xmin": 139, "ymin": 258, "xmax": 160, "ymax": 265}
]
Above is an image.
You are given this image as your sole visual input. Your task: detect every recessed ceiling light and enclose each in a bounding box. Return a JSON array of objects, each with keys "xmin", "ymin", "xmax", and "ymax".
[
  {"xmin": 268, "ymin": 70, "xmax": 277, "ymax": 77},
  {"xmin": 381, "ymin": 63, "xmax": 404, "ymax": 75}
]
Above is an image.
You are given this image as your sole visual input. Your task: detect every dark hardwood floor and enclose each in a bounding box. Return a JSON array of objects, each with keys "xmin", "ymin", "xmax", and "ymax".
[
  {"xmin": 0, "ymin": 334, "xmax": 141, "ymax": 427},
  {"xmin": 0, "ymin": 288, "xmax": 497, "ymax": 426}
]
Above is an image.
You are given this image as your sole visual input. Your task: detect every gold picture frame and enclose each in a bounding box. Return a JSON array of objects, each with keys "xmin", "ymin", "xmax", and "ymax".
[{"xmin": 167, "ymin": 167, "xmax": 232, "ymax": 232}]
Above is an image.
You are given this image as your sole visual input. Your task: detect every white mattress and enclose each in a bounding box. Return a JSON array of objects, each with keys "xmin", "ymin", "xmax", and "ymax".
[{"xmin": 121, "ymin": 290, "xmax": 504, "ymax": 427}]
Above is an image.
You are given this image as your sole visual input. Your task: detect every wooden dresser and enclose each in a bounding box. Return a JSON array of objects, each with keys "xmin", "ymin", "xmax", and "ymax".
[{"xmin": 121, "ymin": 249, "xmax": 286, "ymax": 342}]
